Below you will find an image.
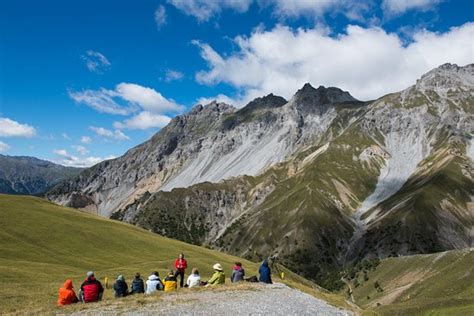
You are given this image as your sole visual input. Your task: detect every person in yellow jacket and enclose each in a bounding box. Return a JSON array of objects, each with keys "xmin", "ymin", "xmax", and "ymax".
[
  {"xmin": 163, "ymin": 270, "xmax": 178, "ymax": 292},
  {"xmin": 206, "ymin": 263, "xmax": 225, "ymax": 286}
]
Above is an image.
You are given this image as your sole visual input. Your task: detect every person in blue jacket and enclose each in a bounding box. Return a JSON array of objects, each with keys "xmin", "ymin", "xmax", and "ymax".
[{"xmin": 259, "ymin": 260, "xmax": 272, "ymax": 284}]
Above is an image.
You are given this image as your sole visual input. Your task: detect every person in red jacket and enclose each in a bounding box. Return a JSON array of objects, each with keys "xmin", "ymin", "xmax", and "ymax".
[
  {"xmin": 174, "ymin": 253, "xmax": 188, "ymax": 288},
  {"xmin": 79, "ymin": 271, "xmax": 104, "ymax": 303},
  {"xmin": 57, "ymin": 279, "xmax": 79, "ymax": 306}
]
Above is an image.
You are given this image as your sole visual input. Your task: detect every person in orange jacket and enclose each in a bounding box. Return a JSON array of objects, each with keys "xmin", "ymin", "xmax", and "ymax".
[{"xmin": 57, "ymin": 279, "xmax": 79, "ymax": 306}]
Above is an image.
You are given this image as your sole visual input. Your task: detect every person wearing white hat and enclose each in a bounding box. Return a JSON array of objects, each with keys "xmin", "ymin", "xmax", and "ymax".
[{"xmin": 206, "ymin": 263, "xmax": 226, "ymax": 286}]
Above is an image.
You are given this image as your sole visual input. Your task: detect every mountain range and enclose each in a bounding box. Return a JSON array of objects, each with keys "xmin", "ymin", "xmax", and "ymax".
[
  {"xmin": 46, "ymin": 63, "xmax": 473, "ymax": 289},
  {"xmin": 0, "ymin": 155, "xmax": 81, "ymax": 195}
]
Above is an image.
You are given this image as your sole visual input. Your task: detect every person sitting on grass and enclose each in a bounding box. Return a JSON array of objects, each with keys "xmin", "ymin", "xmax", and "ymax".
[
  {"xmin": 79, "ymin": 271, "xmax": 104, "ymax": 303},
  {"xmin": 231, "ymin": 262, "xmax": 245, "ymax": 283},
  {"xmin": 145, "ymin": 271, "xmax": 163, "ymax": 294},
  {"xmin": 57, "ymin": 279, "xmax": 79, "ymax": 306},
  {"xmin": 186, "ymin": 268, "xmax": 201, "ymax": 288},
  {"xmin": 259, "ymin": 260, "xmax": 273, "ymax": 284},
  {"xmin": 206, "ymin": 263, "xmax": 225, "ymax": 286},
  {"xmin": 164, "ymin": 270, "xmax": 178, "ymax": 292},
  {"xmin": 113, "ymin": 275, "xmax": 129, "ymax": 298},
  {"xmin": 130, "ymin": 272, "xmax": 145, "ymax": 294}
]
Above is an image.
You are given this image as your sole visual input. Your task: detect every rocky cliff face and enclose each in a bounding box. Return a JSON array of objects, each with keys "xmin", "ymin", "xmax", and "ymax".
[
  {"xmin": 49, "ymin": 64, "xmax": 473, "ymax": 290},
  {"xmin": 0, "ymin": 155, "xmax": 81, "ymax": 195}
]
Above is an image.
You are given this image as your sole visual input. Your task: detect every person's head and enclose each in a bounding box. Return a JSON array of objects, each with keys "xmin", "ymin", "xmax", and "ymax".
[
  {"xmin": 213, "ymin": 263, "xmax": 223, "ymax": 271},
  {"xmin": 117, "ymin": 275, "xmax": 124, "ymax": 281},
  {"xmin": 191, "ymin": 268, "xmax": 199, "ymax": 275},
  {"xmin": 135, "ymin": 272, "xmax": 141, "ymax": 279},
  {"xmin": 179, "ymin": 253, "xmax": 184, "ymax": 259},
  {"xmin": 153, "ymin": 271, "xmax": 160, "ymax": 277},
  {"xmin": 86, "ymin": 271, "xmax": 94, "ymax": 278},
  {"xmin": 235, "ymin": 262, "xmax": 242, "ymax": 267},
  {"xmin": 261, "ymin": 260, "xmax": 268, "ymax": 267},
  {"xmin": 168, "ymin": 269, "xmax": 174, "ymax": 276},
  {"xmin": 64, "ymin": 279, "xmax": 73, "ymax": 289}
]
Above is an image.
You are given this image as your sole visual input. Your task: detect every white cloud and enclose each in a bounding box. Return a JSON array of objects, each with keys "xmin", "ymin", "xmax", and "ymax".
[
  {"xmin": 72, "ymin": 145, "xmax": 89, "ymax": 155},
  {"xmin": 53, "ymin": 149, "xmax": 115, "ymax": 168},
  {"xmin": 68, "ymin": 88, "xmax": 134, "ymax": 115},
  {"xmin": 80, "ymin": 136, "xmax": 92, "ymax": 144},
  {"xmin": 0, "ymin": 141, "xmax": 10, "ymax": 152},
  {"xmin": 89, "ymin": 126, "xmax": 130, "ymax": 141},
  {"xmin": 163, "ymin": 69, "xmax": 184, "ymax": 82},
  {"xmin": 193, "ymin": 23, "xmax": 474, "ymax": 102},
  {"xmin": 0, "ymin": 117, "xmax": 36, "ymax": 137},
  {"xmin": 115, "ymin": 83, "xmax": 184, "ymax": 113},
  {"xmin": 62, "ymin": 133, "xmax": 71, "ymax": 140},
  {"xmin": 81, "ymin": 50, "xmax": 111, "ymax": 73},
  {"xmin": 69, "ymin": 83, "xmax": 182, "ymax": 116},
  {"xmin": 155, "ymin": 5, "xmax": 167, "ymax": 28},
  {"xmin": 168, "ymin": 0, "xmax": 252, "ymax": 22},
  {"xmin": 382, "ymin": 0, "xmax": 441, "ymax": 15},
  {"xmin": 114, "ymin": 111, "xmax": 172, "ymax": 130}
]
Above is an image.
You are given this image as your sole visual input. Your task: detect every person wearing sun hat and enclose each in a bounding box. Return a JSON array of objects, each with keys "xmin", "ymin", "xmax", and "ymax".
[{"xmin": 206, "ymin": 263, "xmax": 226, "ymax": 286}]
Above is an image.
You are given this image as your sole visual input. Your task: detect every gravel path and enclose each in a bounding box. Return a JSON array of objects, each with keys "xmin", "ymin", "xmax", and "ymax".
[{"xmin": 71, "ymin": 283, "xmax": 352, "ymax": 316}]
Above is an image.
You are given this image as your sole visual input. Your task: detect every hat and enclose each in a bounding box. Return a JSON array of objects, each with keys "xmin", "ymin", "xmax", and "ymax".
[
  {"xmin": 117, "ymin": 275, "xmax": 124, "ymax": 281},
  {"xmin": 87, "ymin": 271, "xmax": 94, "ymax": 277},
  {"xmin": 213, "ymin": 263, "xmax": 223, "ymax": 271}
]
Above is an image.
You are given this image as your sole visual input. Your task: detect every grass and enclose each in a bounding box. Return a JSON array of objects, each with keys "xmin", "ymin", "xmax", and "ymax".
[
  {"xmin": 346, "ymin": 250, "xmax": 474, "ymax": 316},
  {"xmin": 0, "ymin": 194, "xmax": 353, "ymax": 314}
]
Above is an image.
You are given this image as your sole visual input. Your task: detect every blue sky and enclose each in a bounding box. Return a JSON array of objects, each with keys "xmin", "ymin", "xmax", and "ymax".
[{"xmin": 0, "ymin": 0, "xmax": 473, "ymax": 166}]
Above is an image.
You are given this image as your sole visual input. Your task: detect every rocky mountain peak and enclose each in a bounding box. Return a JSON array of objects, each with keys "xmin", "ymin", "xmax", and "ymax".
[
  {"xmin": 236, "ymin": 93, "xmax": 287, "ymax": 117},
  {"xmin": 416, "ymin": 63, "xmax": 474, "ymax": 91},
  {"xmin": 293, "ymin": 83, "xmax": 358, "ymax": 105}
]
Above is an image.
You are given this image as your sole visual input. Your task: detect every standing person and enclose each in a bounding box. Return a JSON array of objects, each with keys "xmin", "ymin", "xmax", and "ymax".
[
  {"xmin": 206, "ymin": 263, "xmax": 225, "ymax": 286},
  {"xmin": 130, "ymin": 273, "xmax": 145, "ymax": 294},
  {"xmin": 259, "ymin": 260, "xmax": 273, "ymax": 284},
  {"xmin": 164, "ymin": 270, "xmax": 178, "ymax": 292},
  {"xmin": 145, "ymin": 271, "xmax": 163, "ymax": 295},
  {"xmin": 186, "ymin": 268, "xmax": 201, "ymax": 288},
  {"xmin": 231, "ymin": 262, "xmax": 245, "ymax": 283},
  {"xmin": 57, "ymin": 279, "xmax": 79, "ymax": 306},
  {"xmin": 174, "ymin": 253, "xmax": 188, "ymax": 288},
  {"xmin": 113, "ymin": 275, "xmax": 129, "ymax": 298},
  {"xmin": 79, "ymin": 271, "xmax": 104, "ymax": 303}
]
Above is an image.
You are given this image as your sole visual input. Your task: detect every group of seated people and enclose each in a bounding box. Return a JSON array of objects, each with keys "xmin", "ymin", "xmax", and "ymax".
[{"xmin": 57, "ymin": 253, "xmax": 274, "ymax": 306}]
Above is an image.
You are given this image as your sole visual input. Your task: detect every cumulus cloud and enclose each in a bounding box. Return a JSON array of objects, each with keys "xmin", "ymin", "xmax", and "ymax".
[
  {"xmin": 193, "ymin": 22, "xmax": 474, "ymax": 103},
  {"xmin": 114, "ymin": 111, "xmax": 172, "ymax": 130},
  {"xmin": 0, "ymin": 141, "xmax": 10, "ymax": 152},
  {"xmin": 81, "ymin": 50, "xmax": 111, "ymax": 73},
  {"xmin": 168, "ymin": 0, "xmax": 252, "ymax": 22},
  {"xmin": 0, "ymin": 117, "xmax": 36, "ymax": 137},
  {"xmin": 155, "ymin": 5, "xmax": 167, "ymax": 28},
  {"xmin": 53, "ymin": 149, "xmax": 115, "ymax": 168},
  {"xmin": 72, "ymin": 145, "xmax": 89, "ymax": 155},
  {"xmin": 382, "ymin": 0, "xmax": 442, "ymax": 15},
  {"xmin": 89, "ymin": 126, "xmax": 130, "ymax": 141},
  {"xmin": 80, "ymin": 136, "xmax": 92, "ymax": 144},
  {"xmin": 115, "ymin": 83, "xmax": 184, "ymax": 113},
  {"xmin": 69, "ymin": 83, "xmax": 183, "ymax": 116}
]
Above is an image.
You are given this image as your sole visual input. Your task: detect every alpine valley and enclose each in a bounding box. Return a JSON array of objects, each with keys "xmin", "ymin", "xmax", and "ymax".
[{"xmin": 47, "ymin": 63, "xmax": 474, "ymax": 290}]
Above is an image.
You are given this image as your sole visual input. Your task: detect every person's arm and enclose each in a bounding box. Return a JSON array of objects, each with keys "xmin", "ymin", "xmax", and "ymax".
[
  {"xmin": 174, "ymin": 259, "xmax": 179, "ymax": 269},
  {"xmin": 207, "ymin": 273, "xmax": 218, "ymax": 285}
]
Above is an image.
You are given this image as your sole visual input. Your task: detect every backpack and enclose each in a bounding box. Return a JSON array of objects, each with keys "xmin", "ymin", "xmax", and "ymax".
[{"xmin": 245, "ymin": 275, "xmax": 258, "ymax": 283}]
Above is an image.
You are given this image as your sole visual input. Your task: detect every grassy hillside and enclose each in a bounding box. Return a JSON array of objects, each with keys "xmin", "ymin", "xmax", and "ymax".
[
  {"xmin": 0, "ymin": 194, "xmax": 350, "ymax": 314},
  {"xmin": 343, "ymin": 250, "xmax": 474, "ymax": 315}
]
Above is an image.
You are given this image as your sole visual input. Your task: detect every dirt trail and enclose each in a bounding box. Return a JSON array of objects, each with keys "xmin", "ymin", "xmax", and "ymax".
[{"xmin": 70, "ymin": 283, "xmax": 352, "ymax": 315}]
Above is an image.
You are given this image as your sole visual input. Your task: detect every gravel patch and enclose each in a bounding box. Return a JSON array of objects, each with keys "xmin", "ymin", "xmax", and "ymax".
[{"xmin": 71, "ymin": 283, "xmax": 352, "ymax": 316}]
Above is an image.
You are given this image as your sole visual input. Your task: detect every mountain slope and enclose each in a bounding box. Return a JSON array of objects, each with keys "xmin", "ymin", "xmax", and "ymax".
[
  {"xmin": 344, "ymin": 250, "xmax": 474, "ymax": 315},
  {"xmin": 47, "ymin": 87, "xmax": 365, "ymax": 216},
  {"xmin": 0, "ymin": 194, "xmax": 352, "ymax": 314},
  {"xmin": 0, "ymin": 155, "xmax": 81, "ymax": 195},
  {"xmin": 111, "ymin": 64, "xmax": 473, "ymax": 290}
]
